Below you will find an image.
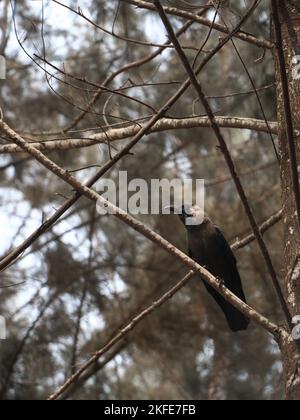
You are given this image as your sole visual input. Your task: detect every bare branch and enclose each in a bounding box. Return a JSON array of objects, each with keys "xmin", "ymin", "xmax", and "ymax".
[
  {"xmin": 232, "ymin": 210, "xmax": 283, "ymax": 251},
  {"xmin": 0, "ymin": 116, "xmax": 278, "ymax": 154}
]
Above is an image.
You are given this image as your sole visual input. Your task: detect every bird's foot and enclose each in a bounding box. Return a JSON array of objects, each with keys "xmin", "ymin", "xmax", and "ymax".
[{"xmin": 217, "ymin": 277, "xmax": 225, "ymax": 289}]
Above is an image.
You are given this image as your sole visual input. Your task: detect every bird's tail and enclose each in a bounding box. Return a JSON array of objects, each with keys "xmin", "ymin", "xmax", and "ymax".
[
  {"xmin": 222, "ymin": 303, "xmax": 250, "ymax": 332},
  {"xmin": 205, "ymin": 284, "xmax": 250, "ymax": 332}
]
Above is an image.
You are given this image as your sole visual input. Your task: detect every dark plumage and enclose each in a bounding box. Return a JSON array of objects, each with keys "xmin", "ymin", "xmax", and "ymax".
[{"xmin": 168, "ymin": 205, "xmax": 249, "ymax": 332}]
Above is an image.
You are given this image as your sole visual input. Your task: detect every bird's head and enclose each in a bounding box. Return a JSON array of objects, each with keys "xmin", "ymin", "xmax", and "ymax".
[{"xmin": 165, "ymin": 204, "xmax": 208, "ymax": 230}]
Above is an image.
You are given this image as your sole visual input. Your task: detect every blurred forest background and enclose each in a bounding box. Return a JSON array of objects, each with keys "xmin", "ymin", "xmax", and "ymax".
[{"xmin": 0, "ymin": 0, "xmax": 286, "ymax": 400}]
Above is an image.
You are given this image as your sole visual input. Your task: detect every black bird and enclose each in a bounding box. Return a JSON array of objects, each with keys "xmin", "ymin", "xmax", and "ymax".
[{"xmin": 168, "ymin": 205, "xmax": 249, "ymax": 332}]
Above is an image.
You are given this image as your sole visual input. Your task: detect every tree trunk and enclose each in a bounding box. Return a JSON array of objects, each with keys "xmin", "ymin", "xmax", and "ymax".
[{"xmin": 272, "ymin": 0, "xmax": 300, "ymax": 400}]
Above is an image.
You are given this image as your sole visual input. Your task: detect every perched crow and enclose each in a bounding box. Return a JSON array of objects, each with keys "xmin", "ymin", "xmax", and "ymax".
[{"xmin": 168, "ymin": 205, "xmax": 249, "ymax": 332}]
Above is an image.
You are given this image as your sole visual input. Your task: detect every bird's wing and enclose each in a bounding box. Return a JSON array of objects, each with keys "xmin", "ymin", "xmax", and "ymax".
[
  {"xmin": 188, "ymin": 225, "xmax": 249, "ymax": 331},
  {"xmin": 189, "ymin": 247, "xmax": 202, "ymax": 265},
  {"xmin": 213, "ymin": 226, "xmax": 237, "ymax": 265}
]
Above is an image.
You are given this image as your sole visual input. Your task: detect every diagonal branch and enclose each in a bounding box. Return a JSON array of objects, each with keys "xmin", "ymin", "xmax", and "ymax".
[
  {"xmin": 153, "ymin": 0, "xmax": 292, "ymax": 328},
  {"xmin": 60, "ymin": 341, "xmax": 128, "ymax": 400},
  {"xmin": 231, "ymin": 209, "xmax": 283, "ymax": 251}
]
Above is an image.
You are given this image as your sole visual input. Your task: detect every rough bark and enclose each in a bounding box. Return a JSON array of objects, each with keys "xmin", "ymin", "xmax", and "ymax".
[{"xmin": 272, "ymin": 0, "xmax": 300, "ymax": 400}]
